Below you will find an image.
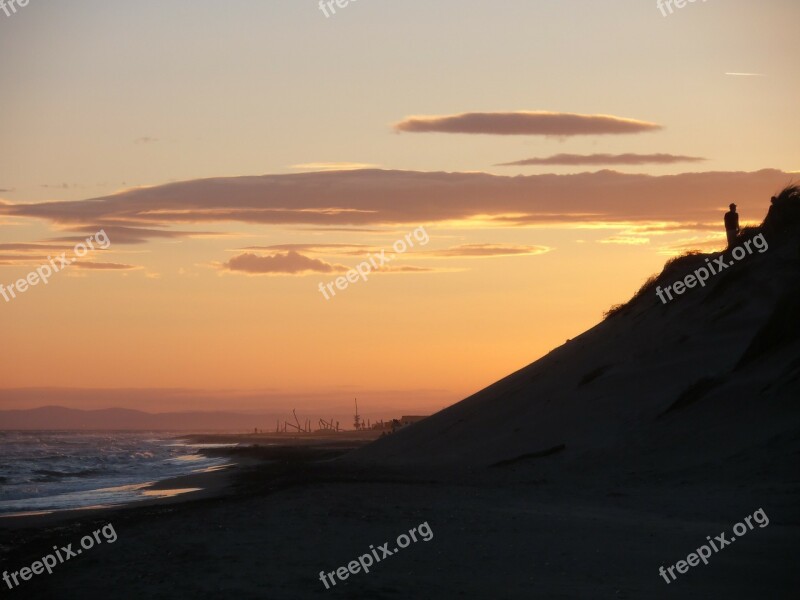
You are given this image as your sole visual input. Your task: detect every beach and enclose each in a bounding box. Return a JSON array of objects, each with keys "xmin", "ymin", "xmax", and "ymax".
[{"xmin": 1, "ymin": 432, "xmax": 797, "ymax": 600}]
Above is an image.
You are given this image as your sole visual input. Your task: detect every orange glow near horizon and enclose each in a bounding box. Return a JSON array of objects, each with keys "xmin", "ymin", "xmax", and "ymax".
[{"xmin": 1, "ymin": 1, "xmax": 798, "ymax": 417}]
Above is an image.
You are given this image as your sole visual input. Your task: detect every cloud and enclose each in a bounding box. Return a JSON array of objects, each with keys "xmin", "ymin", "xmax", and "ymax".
[
  {"xmin": 289, "ymin": 162, "xmax": 380, "ymax": 171},
  {"xmin": 0, "ymin": 169, "xmax": 789, "ymax": 238},
  {"xmin": 41, "ymin": 183, "xmax": 82, "ymax": 190},
  {"xmin": 393, "ymin": 111, "xmax": 661, "ymax": 136},
  {"xmin": 73, "ymin": 262, "xmax": 141, "ymax": 270},
  {"xmin": 221, "ymin": 251, "xmax": 347, "ymax": 275},
  {"xmin": 425, "ymin": 244, "xmax": 551, "ymax": 258},
  {"xmin": 0, "ymin": 188, "xmax": 12, "ymax": 194},
  {"xmin": 381, "ymin": 265, "xmax": 439, "ymax": 273},
  {"xmin": 598, "ymin": 236, "xmax": 650, "ymax": 245},
  {"xmin": 0, "ymin": 240, "xmax": 136, "ymax": 268},
  {"xmin": 623, "ymin": 223, "xmax": 719, "ymax": 234},
  {"xmin": 497, "ymin": 153, "xmax": 707, "ymax": 167},
  {"xmin": 0, "ymin": 255, "xmax": 32, "ymax": 263},
  {"xmin": 242, "ymin": 243, "xmax": 373, "ymax": 256},
  {"xmin": 220, "ymin": 251, "xmax": 442, "ymax": 276},
  {"xmin": 666, "ymin": 236, "xmax": 726, "ymax": 254},
  {"xmin": 297, "ymin": 227, "xmax": 384, "ymax": 233},
  {"xmin": 49, "ymin": 226, "xmax": 223, "ymax": 245},
  {"xmin": 241, "ymin": 242, "xmax": 550, "ymax": 262},
  {"xmin": 0, "ymin": 242, "xmax": 89, "ymax": 266},
  {"xmin": 724, "ymin": 72, "xmax": 765, "ymax": 77},
  {"xmin": 0, "ymin": 242, "xmax": 75, "ymax": 253},
  {"xmin": 134, "ymin": 137, "xmax": 160, "ymax": 144}
]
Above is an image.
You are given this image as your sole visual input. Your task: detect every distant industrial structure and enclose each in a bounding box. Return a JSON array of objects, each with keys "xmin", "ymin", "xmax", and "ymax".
[
  {"xmin": 353, "ymin": 398, "xmax": 362, "ymax": 431},
  {"xmin": 370, "ymin": 415, "xmax": 427, "ymax": 433},
  {"xmin": 274, "ymin": 409, "xmax": 341, "ymax": 433},
  {"xmin": 269, "ymin": 400, "xmax": 427, "ymax": 434}
]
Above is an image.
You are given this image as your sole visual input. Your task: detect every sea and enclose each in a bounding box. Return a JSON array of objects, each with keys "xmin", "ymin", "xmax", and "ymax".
[{"xmin": 0, "ymin": 431, "xmax": 235, "ymax": 517}]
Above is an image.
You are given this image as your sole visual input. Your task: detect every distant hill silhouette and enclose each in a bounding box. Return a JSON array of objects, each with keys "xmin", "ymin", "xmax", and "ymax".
[{"xmin": 0, "ymin": 406, "xmax": 283, "ymax": 431}]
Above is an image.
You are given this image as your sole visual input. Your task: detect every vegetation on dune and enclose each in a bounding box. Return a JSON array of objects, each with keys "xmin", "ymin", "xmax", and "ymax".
[{"xmin": 603, "ymin": 184, "xmax": 799, "ymax": 320}]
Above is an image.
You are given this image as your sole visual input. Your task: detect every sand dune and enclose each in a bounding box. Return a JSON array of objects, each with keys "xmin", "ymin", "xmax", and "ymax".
[{"xmin": 348, "ymin": 190, "xmax": 800, "ymax": 472}]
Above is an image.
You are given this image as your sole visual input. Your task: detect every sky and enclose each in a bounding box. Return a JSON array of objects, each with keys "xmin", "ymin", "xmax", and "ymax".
[{"xmin": 1, "ymin": 0, "xmax": 798, "ymax": 420}]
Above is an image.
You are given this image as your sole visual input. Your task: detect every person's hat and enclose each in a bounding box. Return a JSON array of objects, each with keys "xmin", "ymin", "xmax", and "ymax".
[{"xmin": 730, "ymin": 203, "xmax": 737, "ymax": 209}]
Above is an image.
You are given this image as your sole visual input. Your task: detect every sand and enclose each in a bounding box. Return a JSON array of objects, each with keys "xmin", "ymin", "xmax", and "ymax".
[{"xmin": 0, "ymin": 436, "xmax": 797, "ymax": 600}]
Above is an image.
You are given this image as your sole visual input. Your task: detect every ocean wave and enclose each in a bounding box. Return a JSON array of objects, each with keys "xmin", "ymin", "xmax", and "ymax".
[
  {"xmin": 0, "ymin": 431, "xmax": 229, "ymax": 511},
  {"xmin": 32, "ymin": 469, "xmax": 104, "ymax": 481}
]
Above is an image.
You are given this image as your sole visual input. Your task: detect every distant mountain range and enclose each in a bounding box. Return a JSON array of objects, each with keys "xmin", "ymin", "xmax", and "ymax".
[{"xmin": 0, "ymin": 406, "xmax": 285, "ymax": 431}]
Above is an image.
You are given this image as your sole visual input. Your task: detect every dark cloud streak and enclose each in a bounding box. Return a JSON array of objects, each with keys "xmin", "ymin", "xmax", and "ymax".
[
  {"xmin": 497, "ymin": 153, "xmax": 707, "ymax": 166},
  {"xmin": 393, "ymin": 112, "xmax": 662, "ymax": 136},
  {"xmin": 425, "ymin": 244, "xmax": 551, "ymax": 258},
  {"xmin": 74, "ymin": 262, "xmax": 140, "ymax": 270},
  {"xmin": 222, "ymin": 251, "xmax": 347, "ymax": 275}
]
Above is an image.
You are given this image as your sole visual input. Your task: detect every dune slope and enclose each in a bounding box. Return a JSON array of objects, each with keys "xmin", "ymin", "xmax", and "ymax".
[{"xmin": 348, "ymin": 188, "xmax": 800, "ymax": 469}]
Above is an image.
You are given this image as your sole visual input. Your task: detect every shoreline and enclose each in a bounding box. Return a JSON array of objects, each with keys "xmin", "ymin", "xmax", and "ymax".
[
  {"xmin": 0, "ymin": 462, "xmax": 239, "ymax": 530},
  {"xmin": 0, "ymin": 435, "xmax": 376, "ymax": 531}
]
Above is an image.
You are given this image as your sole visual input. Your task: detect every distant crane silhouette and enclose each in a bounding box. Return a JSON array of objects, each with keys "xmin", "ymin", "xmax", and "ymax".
[{"xmin": 353, "ymin": 398, "xmax": 362, "ymax": 431}]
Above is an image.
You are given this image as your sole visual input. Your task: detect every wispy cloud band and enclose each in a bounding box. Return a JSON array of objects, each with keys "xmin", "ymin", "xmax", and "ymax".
[{"xmin": 0, "ymin": 169, "xmax": 789, "ymax": 239}]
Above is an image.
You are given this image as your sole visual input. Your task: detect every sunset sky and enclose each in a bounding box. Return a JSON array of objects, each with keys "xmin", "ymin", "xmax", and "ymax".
[{"xmin": 1, "ymin": 0, "xmax": 798, "ymax": 419}]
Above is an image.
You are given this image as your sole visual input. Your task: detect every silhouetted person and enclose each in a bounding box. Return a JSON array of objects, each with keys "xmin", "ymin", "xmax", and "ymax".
[{"xmin": 725, "ymin": 203, "xmax": 739, "ymax": 248}]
